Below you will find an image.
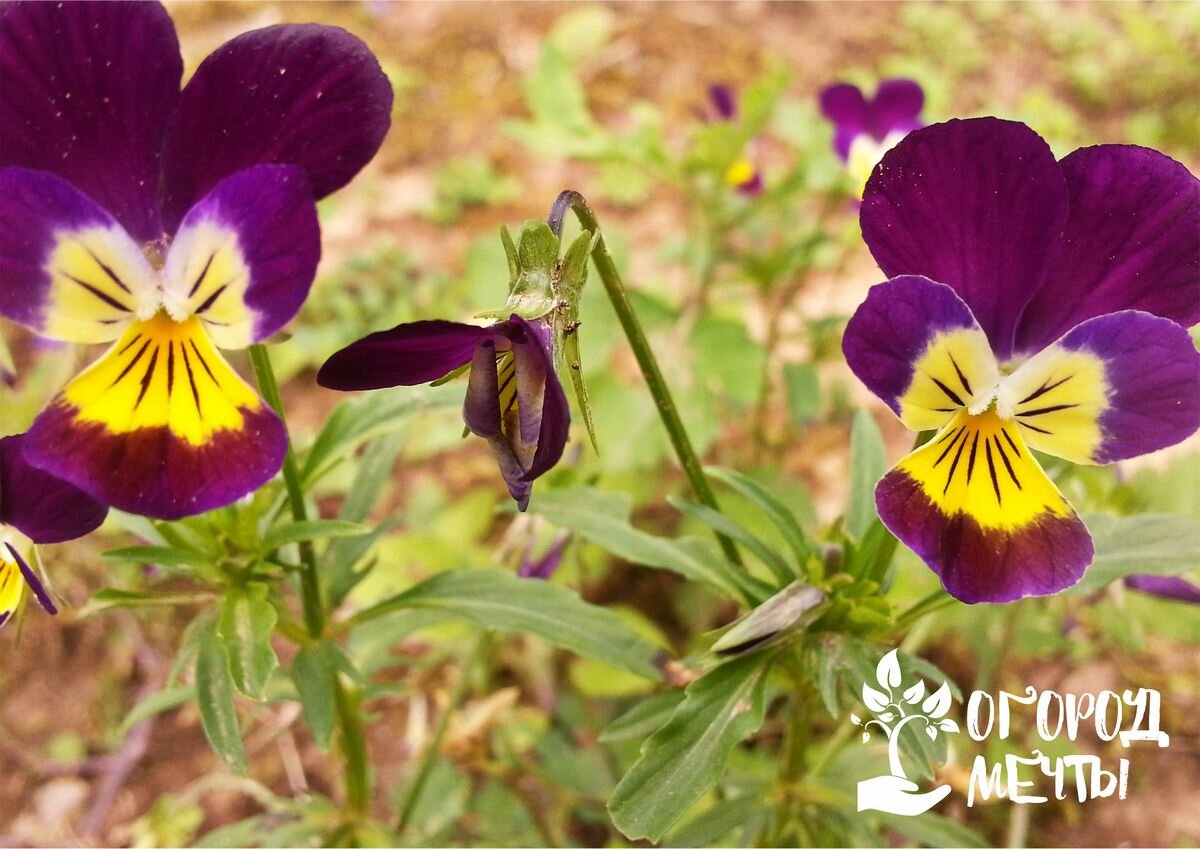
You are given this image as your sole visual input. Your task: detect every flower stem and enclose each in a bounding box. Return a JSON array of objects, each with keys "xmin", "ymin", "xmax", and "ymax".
[
  {"xmin": 249, "ymin": 345, "xmax": 371, "ymax": 820},
  {"xmin": 394, "ymin": 633, "xmax": 490, "ymax": 833},
  {"xmin": 547, "ymin": 190, "xmax": 742, "ymax": 567},
  {"xmin": 248, "ymin": 344, "xmax": 324, "ymax": 638}
]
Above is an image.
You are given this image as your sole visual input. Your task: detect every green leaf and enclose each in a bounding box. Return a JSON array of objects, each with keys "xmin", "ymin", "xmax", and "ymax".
[
  {"xmin": 599, "ymin": 690, "xmax": 686, "ymax": 743},
  {"xmin": 263, "ymin": 519, "xmax": 365, "ymax": 550},
  {"xmin": 78, "ymin": 588, "xmax": 211, "ymax": 617},
  {"xmin": 608, "ymin": 654, "xmax": 772, "ymax": 841},
  {"xmin": 666, "ymin": 793, "xmax": 763, "ymax": 848},
  {"xmin": 531, "ymin": 487, "xmax": 771, "ymax": 605},
  {"xmin": 847, "ymin": 410, "xmax": 887, "ymax": 540},
  {"xmin": 1073, "ymin": 513, "xmax": 1200, "ymax": 593},
  {"xmin": 293, "ymin": 642, "xmax": 339, "ymax": 750},
  {"xmin": 195, "ymin": 625, "xmax": 247, "ymax": 775},
  {"xmin": 217, "ymin": 583, "xmax": 279, "ymax": 700},
  {"xmin": 705, "ymin": 467, "xmax": 815, "ymax": 564},
  {"xmin": 669, "ymin": 496, "xmax": 795, "ymax": 585},
  {"xmin": 118, "ymin": 686, "xmax": 195, "ymax": 737},
  {"xmin": 784, "ymin": 362, "xmax": 821, "ymax": 425},
  {"xmin": 101, "ymin": 546, "xmax": 213, "ymax": 568},
  {"xmin": 353, "ymin": 569, "xmax": 663, "ymax": 680},
  {"xmin": 877, "ymin": 812, "xmax": 989, "ymax": 848}
]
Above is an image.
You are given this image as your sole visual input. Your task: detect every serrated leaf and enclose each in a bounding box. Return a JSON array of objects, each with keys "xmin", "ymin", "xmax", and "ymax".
[
  {"xmin": 847, "ymin": 410, "xmax": 887, "ymax": 541},
  {"xmin": 217, "ymin": 584, "xmax": 278, "ymax": 700},
  {"xmin": 293, "ymin": 642, "xmax": 339, "ymax": 750},
  {"xmin": 1073, "ymin": 513, "xmax": 1200, "ymax": 592},
  {"xmin": 608, "ymin": 654, "xmax": 772, "ymax": 841},
  {"xmin": 195, "ymin": 626, "xmax": 247, "ymax": 775},
  {"xmin": 263, "ymin": 520, "xmax": 365, "ymax": 550},
  {"xmin": 351, "ymin": 569, "xmax": 662, "ymax": 679}
]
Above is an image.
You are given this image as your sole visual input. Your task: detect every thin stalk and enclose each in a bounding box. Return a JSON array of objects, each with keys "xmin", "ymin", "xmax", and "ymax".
[
  {"xmin": 249, "ymin": 345, "xmax": 370, "ymax": 819},
  {"xmin": 548, "ymin": 190, "xmax": 742, "ymax": 567},
  {"xmin": 895, "ymin": 590, "xmax": 956, "ymax": 630},
  {"xmin": 248, "ymin": 344, "xmax": 323, "ymax": 638},
  {"xmin": 394, "ymin": 633, "xmax": 490, "ymax": 833}
]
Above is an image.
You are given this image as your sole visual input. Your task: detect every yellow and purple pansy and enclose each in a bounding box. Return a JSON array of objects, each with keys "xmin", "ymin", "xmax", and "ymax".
[
  {"xmin": 0, "ymin": 1, "xmax": 392, "ymax": 519},
  {"xmin": 0, "ymin": 432, "xmax": 107, "ymax": 629},
  {"xmin": 819, "ymin": 79, "xmax": 924, "ymax": 192},
  {"xmin": 318, "ymin": 316, "xmax": 570, "ymax": 512},
  {"xmin": 708, "ymin": 84, "xmax": 764, "ymax": 196},
  {"xmin": 842, "ymin": 118, "xmax": 1200, "ymax": 604}
]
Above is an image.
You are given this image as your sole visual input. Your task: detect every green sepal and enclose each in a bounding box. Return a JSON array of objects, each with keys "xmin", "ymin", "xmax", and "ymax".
[
  {"xmin": 556, "ymin": 228, "xmax": 601, "ymax": 452},
  {"xmin": 476, "ymin": 220, "xmax": 560, "ymax": 321},
  {"xmin": 500, "ymin": 224, "xmax": 519, "ymax": 289}
]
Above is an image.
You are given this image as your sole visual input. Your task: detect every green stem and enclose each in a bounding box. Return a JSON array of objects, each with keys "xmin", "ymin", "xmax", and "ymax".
[
  {"xmin": 248, "ymin": 345, "xmax": 324, "ymax": 638},
  {"xmin": 335, "ymin": 676, "xmax": 371, "ymax": 818},
  {"xmin": 548, "ymin": 191, "xmax": 742, "ymax": 567},
  {"xmin": 249, "ymin": 345, "xmax": 371, "ymax": 819},
  {"xmin": 394, "ymin": 633, "xmax": 490, "ymax": 833}
]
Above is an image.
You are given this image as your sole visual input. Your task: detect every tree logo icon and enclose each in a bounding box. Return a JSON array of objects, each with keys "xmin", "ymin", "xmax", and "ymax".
[{"xmin": 853, "ymin": 649, "xmax": 957, "ymax": 816}]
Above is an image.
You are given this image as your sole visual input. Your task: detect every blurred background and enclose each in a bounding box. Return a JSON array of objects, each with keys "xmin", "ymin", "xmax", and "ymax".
[{"xmin": 1, "ymin": 2, "xmax": 1197, "ymax": 847}]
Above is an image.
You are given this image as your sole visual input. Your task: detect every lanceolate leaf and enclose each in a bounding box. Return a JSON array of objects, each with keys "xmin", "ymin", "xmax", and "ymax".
[
  {"xmin": 195, "ymin": 625, "xmax": 247, "ymax": 775},
  {"xmin": 350, "ymin": 569, "xmax": 663, "ymax": 680},
  {"xmin": 608, "ymin": 653, "xmax": 773, "ymax": 841},
  {"xmin": 293, "ymin": 642, "xmax": 339, "ymax": 750},
  {"xmin": 1072, "ymin": 513, "xmax": 1200, "ymax": 593},
  {"xmin": 847, "ymin": 409, "xmax": 887, "ymax": 541}
]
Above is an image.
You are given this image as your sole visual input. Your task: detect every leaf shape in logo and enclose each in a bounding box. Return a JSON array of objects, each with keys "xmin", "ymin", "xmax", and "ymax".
[
  {"xmin": 879, "ymin": 711, "xmax": 895, "ymax": 722},
  {"xmin": 923, "ymin": 681, "xmax": 952, "ymax": 718},
  {"xmin": 939, "ymin": 718, "xmax": 959, "ymax": 733},
  {"xmin": 851, "ymin": 713, "xmax": 862, "ymax": 725},
  {"xmin": 863, "ymin": 683, "xmax": 889, "ymax": 713},
  {"xmin": 877, "ymin": 648, "xmax": 902, "ymax": 690},
  {"xmin": 862, "ymin": 731, "xmax": 871, "ymax": 744},
  {"xmin": 926, "ymin": 725, "xmax": 938, "ymax": 740},
  {"xmin": 903, "ymin": 679, "xmax": 925, "ymax": 704}
]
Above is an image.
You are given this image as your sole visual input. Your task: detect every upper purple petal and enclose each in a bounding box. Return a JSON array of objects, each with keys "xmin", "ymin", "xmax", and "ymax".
[
  {"xmin": 505, "ymin": 316, "xmax": 569, "ymax": 482},
  {"xmin": 861, "ymin": 118, "xmax": 1069, "ymax": 361},
  {"xmin": 0, "ymin": 433, "xmax": 107, "ymax": 544},
  {"xmin": 161, "ymin": 23, "xmax": 393, "ymax": 233},
  {"xmin": 1014, "ymin": 145, "xmax": 1200, "ymax": 354},
  {"xmin": 818, "ymin": 82, "xmax": 868, "ymax": 160},
  {"xmin": 318, "ymin": 320, "xmax": 492, "ymax": 391},
  {"xmin": 0, "ymin": 0, "xmax": 182, "ymax": 243},
  {"xmin": 868, "ymin": 78, "xmax": 924, "ymax": 138},
  {"xmin": 708, "ymin": 84, "xmax": 737, "ymax": 121}
]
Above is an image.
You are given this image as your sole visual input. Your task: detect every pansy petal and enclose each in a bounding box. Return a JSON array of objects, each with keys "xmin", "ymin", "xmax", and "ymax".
[
  {"xmin": 0, "ymin": 433, "xmax": 107, "ymax": 544},
  {"xmin": 0, "ymin": 555, "xmax": 24, "ymax": 628},
  {"xmin": 0, "ymin": 168, "xmax": 157, "ymax": 343},
  {"xmin": 842, "ymin": 276, "xmax": 1000, "ymax": 431},
  {"xmin": 998, "ymin": 311, "xmax": 1200, "ymax": 464},
  {"xmin": 464, "ymin": 339, "xmax": 503, "ymax": 439},
  {"xmin": 318, "ymin": 321, "xmax": 492, "ymax": 390},
  {"xmin": 861, "ymin": 118, "xmax": 1068, "ymax": 361},
  {"xmin": 162, "ymin": 24, "xmax": 393, "ymax": 232},
  {"xmin": 877, "ymin": 410, "xmax": 1093, "ymax": 603},
  {"xmin": 508, "ymin": 317, "xmax": 569, "ymax": 480},
  {"xmin": 1125, "ymin": 575, "xmax": 1200, "ymax": 605},
  {"xmin": 6, "ymin": 543, "xmax": 55, "ymax": 616},
  {"xmin": 24, "ymin": 316, "xmax": 286, "ymax": 520},
  {"xmin": 819, "ymin": 83, "xmax": 868, "ymax": 160},
  {"xmin": 1014, "ymin": 146, "xmax": 1200, "ymax": 354},
  {"xmin": 709, "ymin": 84, "xmax": 737, "ymax": 121},
  {"xmin": 0, "ymin": 0, "xmax": 181, "ymax": 243},
  {"xmin": 162, "ymin": 165, "xmax": 320, "ymax": 348},
  {"xmin": 868, "ymin": 78, "xmax": 923, "ymax": 138}
]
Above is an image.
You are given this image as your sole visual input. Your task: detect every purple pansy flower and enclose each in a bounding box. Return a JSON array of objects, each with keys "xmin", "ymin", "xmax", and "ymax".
[
  {"xmin": 0, "ymin": 433, "xmax": 107, "ymax": 628},
  {"xmin": 0, "ymin": 1, "xmax": 392, "ymax": 519},
  {"xmin": 707, "ymin": 84, "xmax": 763, "ymax": 196},
  {"xmin": 842, "ymin": 118, "xmax": 1200, "ymax": 604},
  {"xmin": 819, "ymin": 79, "xmax": 924, "ymax": 190},
  {"xmin": 518, "ymin": 531, "xmax": 571, "ymax": 580},
  {"xmin": 1125, "ymin": 575, "xmax": 1200, "ymax": 605},
  {"xmin": 318, "ymin": 316, "xmax": 570, "ymax": 511}
]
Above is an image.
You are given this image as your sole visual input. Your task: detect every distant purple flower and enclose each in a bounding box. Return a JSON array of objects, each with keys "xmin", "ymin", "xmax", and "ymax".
[
  {"xmin": 707, "ymin": 84, "xmax": 763, "ymax": 196},
  {"xmin": 319, "ymin": 316, "xmax": 570, "ymax": 511},
  {"xmin": 842, "ymin": 118, "xmax": 1200, "ymax": 603},
  {"xmin": 1125, "ymin": 575, "xmax": 1200, "ymax": 604},
  {"xmin": 0, "ymin": 433, "xmax": 107, "ymax": 629},
  {"xmin": 0, "ymin": 1, "xmax": 392, "ymax": 519},
  {"xmin": 518, "ymin": 532, "xmax": 570, "ymax": 580},
  {"xmin": 819, "ymin": 79, "xmax": 924, "ymax": 190}
]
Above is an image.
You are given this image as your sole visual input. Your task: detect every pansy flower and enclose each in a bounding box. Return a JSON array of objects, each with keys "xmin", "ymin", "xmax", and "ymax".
[
  {"xmin": 0, "ymin": 433, "xmax": 107, "ymax": 629},
  {"xmin": 819, "ymin": 79, "xmax": 924, "ymax": 191},
  {"xmin": 842, "ymin": 118, "xmax": 1200, "ymax": 603},
  {"xmin": 708, "ymin": 84, "xmax": 764, "ymax": 196},
  {"xmin": 0, "ymin": 1, "xmax": 392, "ymax": 519},
  {"xmin": 319, "ymin": 316, "xmax": 570, "ymax": 511}
]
